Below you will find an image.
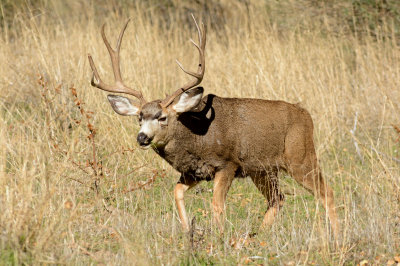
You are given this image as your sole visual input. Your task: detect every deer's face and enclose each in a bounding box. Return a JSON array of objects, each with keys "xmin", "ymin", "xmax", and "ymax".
[
  {"xmin": 107, "ymin": 87, "xmax": 204, "ymax": 149},
  {"xmin": 88, "ymin": 16, "xmax": 206, "ymax": 149}
]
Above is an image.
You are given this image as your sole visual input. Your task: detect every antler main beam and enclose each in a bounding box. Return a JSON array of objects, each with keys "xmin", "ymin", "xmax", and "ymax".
[
  {"xmin": 160, "ymin": 15, "xmax": 206, "ymax": 108},
  {"xmin": 88, "ymin": 20, "xmax": 146, "ymax": 104}
]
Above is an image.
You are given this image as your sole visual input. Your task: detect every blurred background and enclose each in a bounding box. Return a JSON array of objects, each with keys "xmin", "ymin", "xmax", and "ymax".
[{"xmin": 0, "ymin": 0, "xmax": 399, "ymax": 264}]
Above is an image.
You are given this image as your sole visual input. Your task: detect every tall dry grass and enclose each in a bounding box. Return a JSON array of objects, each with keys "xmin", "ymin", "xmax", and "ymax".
[{"xmin": 0, "ymin": 0, "xmax": 399, "ymax": 264}]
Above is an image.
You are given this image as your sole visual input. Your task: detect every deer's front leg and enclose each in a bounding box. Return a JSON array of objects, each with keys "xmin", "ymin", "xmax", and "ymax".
[
  {"xmin": 212, "ymin": 164, "xmax": 236, "ymax": 233},
  {"xmin": 174, "ymin": 176, "xmax": 198, "ymax": 232}
]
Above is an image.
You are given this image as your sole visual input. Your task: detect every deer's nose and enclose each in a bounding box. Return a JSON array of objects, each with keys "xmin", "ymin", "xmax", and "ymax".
[{"xmin": 137, "ymin": 132, "xmax": 151, "ymax": 146}]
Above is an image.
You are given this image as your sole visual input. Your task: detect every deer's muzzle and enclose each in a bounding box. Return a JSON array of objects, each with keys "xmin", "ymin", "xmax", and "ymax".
[{"xmin": 137, "ymin": 132, "xmax": 152, "ymax": 147}]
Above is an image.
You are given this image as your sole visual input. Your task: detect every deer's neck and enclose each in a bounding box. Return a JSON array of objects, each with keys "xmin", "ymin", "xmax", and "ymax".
[{"xmin": 152, "ymin": 115, "xmax": 216, "ymax": 181}]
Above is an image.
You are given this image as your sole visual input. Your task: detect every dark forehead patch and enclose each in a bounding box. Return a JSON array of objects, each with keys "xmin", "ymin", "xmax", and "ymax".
[
  {"xmin": 154, "ymin": 111, "xmax": 162, "ymax": 119},
  {"xmin": 141, "ymin": 101, "xmax": 162, "ymax": 120}
]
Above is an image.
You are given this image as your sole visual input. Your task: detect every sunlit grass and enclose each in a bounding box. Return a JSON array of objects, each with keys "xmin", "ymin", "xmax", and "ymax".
[{"xmin": 0, "ymin": 0, "xmax": 399, "ymax": 264}]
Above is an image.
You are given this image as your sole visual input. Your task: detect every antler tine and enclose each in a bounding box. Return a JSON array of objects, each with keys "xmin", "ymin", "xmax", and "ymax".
[
  {"xmin": 160, "ymin": 15, "xmax": 206, "ymax": 108},
  {"xmin": 88, "ymin": 20, "xmax": 146, "ymax": 104},
  {"xmin": 192, "ymin": 13, "xmax": 203, "ymax": 50}
]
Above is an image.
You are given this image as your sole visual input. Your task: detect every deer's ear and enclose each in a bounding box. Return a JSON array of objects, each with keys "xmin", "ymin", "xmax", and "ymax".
[
  {"xmin": 107, "ymin": 95, "xmax": 140, "ymax": 116},
  {"xmin": 172, "ymin": 87, "xmax": 204, "ymax": 113}
]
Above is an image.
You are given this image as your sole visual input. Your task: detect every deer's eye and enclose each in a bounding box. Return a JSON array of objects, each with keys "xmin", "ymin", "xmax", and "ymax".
[{"xmin": 158, "ymin": 116, "xmax": 167, "ymax": 122}]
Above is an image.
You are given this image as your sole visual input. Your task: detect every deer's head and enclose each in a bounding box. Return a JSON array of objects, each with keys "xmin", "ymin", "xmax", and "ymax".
[{"xmin": 88, "ymin": 16, "xmax": 206, "ymax": 149}]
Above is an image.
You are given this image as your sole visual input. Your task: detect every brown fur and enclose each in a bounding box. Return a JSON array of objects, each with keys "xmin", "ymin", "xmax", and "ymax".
[
  {"xmin": 90, "ymin": 19, "xmax": 338, "ymax": 238},
  {"xmin": 145, "ymin": 93, "xmax": 339, "ymax": 237}
]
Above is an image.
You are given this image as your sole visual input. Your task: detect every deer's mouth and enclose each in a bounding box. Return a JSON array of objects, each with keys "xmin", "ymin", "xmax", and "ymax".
[{"xmin": 139, "ymin": 142, "xmax": 152, "ymax": 150}]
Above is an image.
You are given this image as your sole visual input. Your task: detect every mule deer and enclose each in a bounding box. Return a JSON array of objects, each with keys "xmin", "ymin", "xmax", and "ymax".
[{"xmin": 88, "ymin": 16, "xmax": 339, "ymax": 238}]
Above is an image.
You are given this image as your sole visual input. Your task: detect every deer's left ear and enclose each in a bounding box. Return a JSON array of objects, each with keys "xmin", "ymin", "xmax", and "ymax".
[
  {"xmin": 172, "ymin": 87, "xmax": 204, "ymax": 113},
  {"xmin": 107, "ymin": 95, "xmax": 141, "ymax": 116}
]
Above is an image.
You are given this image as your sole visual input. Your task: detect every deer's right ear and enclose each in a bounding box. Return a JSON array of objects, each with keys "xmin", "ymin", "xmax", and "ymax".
[
  {"xmin": 107, "ymin": 95, "xmax": 140, "ymax": 116},
  {"xmin": 172, "ymin": 87, "xmax": 204, "ymax": 114}
]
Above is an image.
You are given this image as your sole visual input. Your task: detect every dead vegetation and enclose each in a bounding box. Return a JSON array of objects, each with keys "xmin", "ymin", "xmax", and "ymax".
[{"xmin": 0, "ymin": 0, "xmax": 399, "ymax": 264}]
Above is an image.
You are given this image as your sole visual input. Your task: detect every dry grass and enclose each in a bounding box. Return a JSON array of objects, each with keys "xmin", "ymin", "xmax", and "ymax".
[{"xmin": 1, "ymin": 0, "xmax": 399, "ymax": 264}]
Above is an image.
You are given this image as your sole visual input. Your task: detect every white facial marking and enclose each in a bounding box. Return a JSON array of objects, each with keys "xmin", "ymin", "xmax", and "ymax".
[{"xmin": 139, "ymin": 119, "xmax": 159, "ymax": 138}]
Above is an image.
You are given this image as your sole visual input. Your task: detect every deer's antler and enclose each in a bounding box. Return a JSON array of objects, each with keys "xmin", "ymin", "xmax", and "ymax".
[
  {"xmin": 160, "ymin": 15, "xmax": 206, "ymax": 108},
  {"xmin": 88, "ymin": 20, "xmax": 146, "ymax": 104}
]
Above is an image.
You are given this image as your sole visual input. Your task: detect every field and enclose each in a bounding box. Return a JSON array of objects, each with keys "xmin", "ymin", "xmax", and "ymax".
[{"xmin": 1, "ymin": 0, "xmax": 400, "ymax": 264}]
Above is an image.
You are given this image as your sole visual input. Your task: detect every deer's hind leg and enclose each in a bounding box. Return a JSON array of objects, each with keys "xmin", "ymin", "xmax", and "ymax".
[
  {"xmin": 251, "ymin": 170, "xmax": 285, "ymax": 229},
  {"xmin": 289, "ymin": 163, "xmax": 339, "ymax": 239},
  {"xmin": 284, "ymin": 125, "xmax": 339, "ymax": 239}
]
